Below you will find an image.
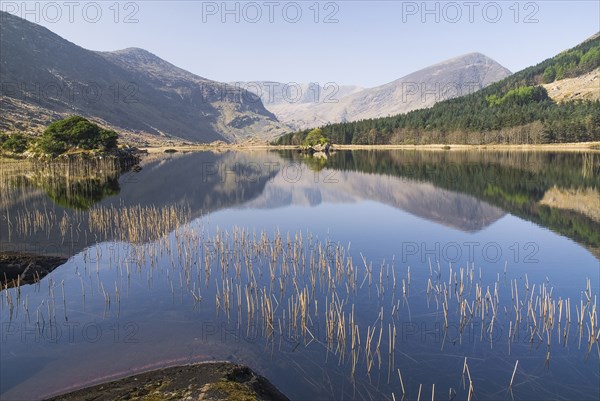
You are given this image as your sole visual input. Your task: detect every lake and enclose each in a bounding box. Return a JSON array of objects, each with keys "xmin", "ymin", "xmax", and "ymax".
[{"xmin": 1, "ymin": 149, "xmax": 599, "ymax": 401}]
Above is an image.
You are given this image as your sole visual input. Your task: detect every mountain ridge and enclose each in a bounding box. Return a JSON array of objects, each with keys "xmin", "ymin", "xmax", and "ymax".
[
  {"xmin": 242, "ymin": 52, "xmax": 511, "ymax": 130},
  {"xmin": 0, "ymin": 11, "xmax": 286, "ymax": 143},
  {"xmin": 0, "ymin": 11, "xmax": 514, "ymax": 142}
]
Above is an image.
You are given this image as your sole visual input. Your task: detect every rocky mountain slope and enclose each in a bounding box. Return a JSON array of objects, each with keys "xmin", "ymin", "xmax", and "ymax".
[
  {"xmin": 0, "ymin": 11, "xmax": 286, "ymax": 143},
  {"xmin": 543, "ymin": 67, "xmax": 600, "ymax": 102},
  {"xmin": 245, "ymin": 54, "xmax": 511, "ymax": 130}
]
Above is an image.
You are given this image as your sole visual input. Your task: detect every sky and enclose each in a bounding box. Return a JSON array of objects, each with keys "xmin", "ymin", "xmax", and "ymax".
[{"xmin": 3, "ymin": 1, "xmax": 599, "ymax": 87}]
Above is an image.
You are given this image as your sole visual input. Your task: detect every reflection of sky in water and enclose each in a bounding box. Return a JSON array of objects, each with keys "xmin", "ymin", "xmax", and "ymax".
[
  {"xmin": 1, "ymin": 151, "xmax": 599, "ymax": 400},
  {"xmin": 206, "ymin": 201, "xmax": 598, "ymax": 285}
]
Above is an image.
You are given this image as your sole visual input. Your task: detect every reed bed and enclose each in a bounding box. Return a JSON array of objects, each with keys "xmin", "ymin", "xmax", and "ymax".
[
  {"xmin": 1, "ymin": 197, "xmax": 599, "ymax": 400},
  {"xmin": 0, "ymin": 158, "xmax": 121, "ymax": 207}
]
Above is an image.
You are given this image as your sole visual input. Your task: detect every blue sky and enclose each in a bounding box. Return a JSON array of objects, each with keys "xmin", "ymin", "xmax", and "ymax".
[{"xmin": 4, "ymin": 1, "xmax": 599, "ymax": 87}]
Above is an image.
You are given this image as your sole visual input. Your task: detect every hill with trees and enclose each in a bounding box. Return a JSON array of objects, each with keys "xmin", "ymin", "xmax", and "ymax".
[{"xmin": 275, "ymin": 33, "xmax": 600, "ymax": 145}]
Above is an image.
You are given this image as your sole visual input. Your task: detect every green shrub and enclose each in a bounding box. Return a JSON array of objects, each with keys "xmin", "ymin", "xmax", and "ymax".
[
  {"xmin": 542, "ymin": 66, "xmax": 556, "ymax": 83},
  {"xmin": 580, "ymin": 45, "xmax": 600, "ymax": 69},
  {"xmin": 37, "ymin": 116, "xmax": 119, "ymax": 156},
  {"xmin": 487, "ymin": 86, "xmax": 550, "ymax": 107},
  {"xmin": 1, "ymin": 133, "xmax": 29, "ymax": 153},
  {"xmin": 303, "ymin": 128, "xmax": 330, "ymax": 147}
]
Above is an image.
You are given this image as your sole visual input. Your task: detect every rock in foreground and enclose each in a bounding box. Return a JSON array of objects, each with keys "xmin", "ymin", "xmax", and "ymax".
[{"xmin": 45, "ymin": 362, "xmax": 291, "ymax": 401}]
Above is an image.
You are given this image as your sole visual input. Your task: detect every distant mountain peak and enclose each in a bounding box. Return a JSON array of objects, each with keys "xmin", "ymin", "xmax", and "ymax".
[
  {"xmin": 456, "ymin": 51, "xmax": 495, "ymax": 60},
  {"xmin": 111, "ymin": 47, "xmax": 153, "ymax": 55},
  {"xmin": 408, "ymin": 52, "xmax": 511, "ymax": 77},
  {"xmin": 100, "ymin": 47, "xmax": 173, "ymax": 67},
  {"xmin": 261, "ymin": 52, "xmax": 512, "ymax": 130},
  {"xmin": 97, "ymin": 46, "xmax": 204, "ymax": 81}
]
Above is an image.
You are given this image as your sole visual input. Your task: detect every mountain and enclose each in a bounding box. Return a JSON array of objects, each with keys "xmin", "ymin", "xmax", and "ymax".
[
  {"xmin": 243, "ymin": 54, "xmax": 511, "ymax": 130},
  {"xmin": 229, "ymin": 81, "xmax": 364, "ymax": 107},
  {"xmin": 228, "ymin": 81, "xmax": 364, "ymax": 129},
  {"xmin": 0, "ymin": 11, "xmax": 286, "ymax": 143},
  {"xmin": 276, "ymin": 33, "xmax": 600, "ymax": 145}
]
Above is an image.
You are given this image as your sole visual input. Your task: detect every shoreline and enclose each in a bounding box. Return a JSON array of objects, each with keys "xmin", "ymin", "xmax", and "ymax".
[
  {"xmin": 139, "ymin": 141, "xmax": 600, "ymax": 154},
  {"xmin": 332, "ymin": 141, "xmax": 600, "ymax": 151},
  {"xmin": 3, "ymin": 142, "xmax": 599, "ymax": 160}
]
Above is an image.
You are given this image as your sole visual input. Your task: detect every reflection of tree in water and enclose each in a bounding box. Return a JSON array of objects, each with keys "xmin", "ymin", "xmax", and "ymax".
[
  {"xmin": 301, "ymin": 154, "xmax": 328, "ymax": 172},
  {"xmin": 42, "ymin": 176, "xmax": 120, "ymax": 210},
  {"xmin": 2, "ymin": 158, "xmax": 123, "ymax": 210}
]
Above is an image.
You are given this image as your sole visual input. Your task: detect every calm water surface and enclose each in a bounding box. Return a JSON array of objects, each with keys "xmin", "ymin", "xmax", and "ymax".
[{"xmin": 1, "ymin": 150, "xmax": 598, "ymax": 401}]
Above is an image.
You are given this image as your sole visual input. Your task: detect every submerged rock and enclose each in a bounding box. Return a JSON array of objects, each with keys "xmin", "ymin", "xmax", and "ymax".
[{"xmin": 0, "ymin": 252, "xmax": 67, "ymax": 288}]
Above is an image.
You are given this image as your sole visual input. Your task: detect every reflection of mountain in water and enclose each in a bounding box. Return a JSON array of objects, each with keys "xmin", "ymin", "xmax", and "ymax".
[
  {"xmin": 0, "ymin": 151, "xmax": 280, "ymax": 256},
  {"xmin": 276, "ymin": 150, "xmax": 600, "ymax": 258},
  {"xmin": 112, "ymin": 151, "xmax": 281, "ymax": 216},
  {"xmin": 2, "ymin": 149, "xmax": 598, "ymax": 260},
  {"xmin": 244, "ymin": 169, "xmax": 505, "ymax": 232}
]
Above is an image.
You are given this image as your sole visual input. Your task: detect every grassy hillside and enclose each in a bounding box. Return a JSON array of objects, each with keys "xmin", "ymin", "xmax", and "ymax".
[{"xmin": 276, "ymin": 34, "xmax": 600, "ymax": 145}]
